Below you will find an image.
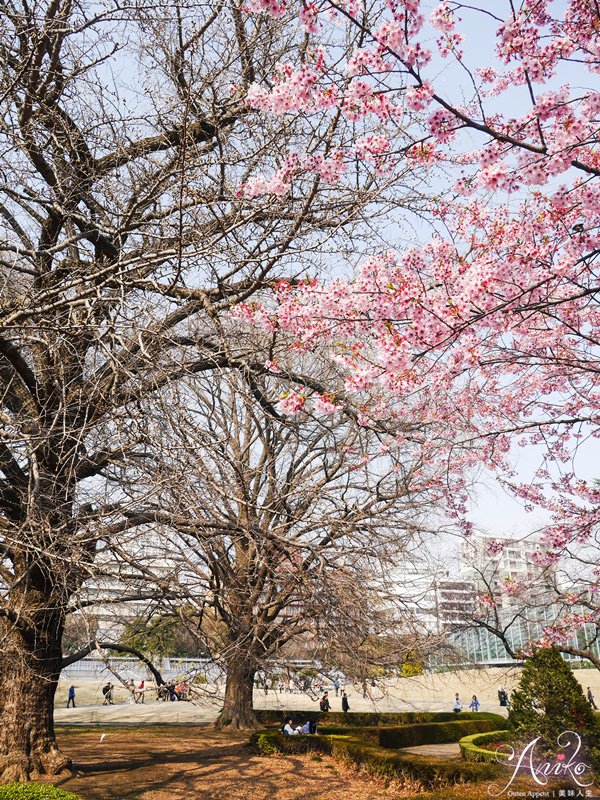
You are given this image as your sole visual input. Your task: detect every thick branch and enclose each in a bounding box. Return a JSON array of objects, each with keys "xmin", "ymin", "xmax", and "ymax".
[{"xmin": 61, "ymin": 641, "xmax": 166, "ymax": 685}]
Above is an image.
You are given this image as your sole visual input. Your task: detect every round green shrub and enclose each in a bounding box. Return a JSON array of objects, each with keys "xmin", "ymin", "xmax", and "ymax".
[{"xmin": 0, "ymin": 784, "xmax": 84, "ymax": 800}]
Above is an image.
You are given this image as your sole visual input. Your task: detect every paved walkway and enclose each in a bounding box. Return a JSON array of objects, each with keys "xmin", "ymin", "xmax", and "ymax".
[
  {"xmin": 401, "ymin": 743, "xmax": 461, "ymax": 759},
  {"xmin": 56, "ymin": 676, "xmax": 510, "ymax": 725},
  {"xmin": 54, "ymin": 693, "xmax": 508, "ymax": 726}
]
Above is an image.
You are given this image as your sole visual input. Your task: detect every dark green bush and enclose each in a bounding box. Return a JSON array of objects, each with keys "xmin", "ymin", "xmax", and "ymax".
[
  {"xmin": 0, "ymin": 785, "xmax": 84, "ymax": 800},
  {"xmin": 378, "ymin": 718, "xmax": 508, "ymax": 749},
  {"xmin": 509, "ymin": 648, "xmax": 599, "ymax": 750},
  {"xmin": 459, "ymin": 730, "xmax": 513, "ymax": 763},
  {"xmin": 254, "ymin": 710, "xmax": 505, "ymax": 728},
  {"xmin": 249, "ymin": 729, "xmax": 501, "ymax": 789}
]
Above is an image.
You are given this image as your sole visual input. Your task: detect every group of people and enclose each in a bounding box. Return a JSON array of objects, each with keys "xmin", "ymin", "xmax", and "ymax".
[
  {"xmin": 283, "ymin": 718, "xmax": 319, "ymax": 735},
  {"xmin": 319, "ymin": 690, "xmax": 350, "ymax": 713},
  {"xmin": 451, "ymin": 685, "xmax": 598, "ymax": 712},
  {"xmin": 452, "ymin": 693, "xmax": 481, "ymax": 712},
  {"xmin": 452, "ymin": 689, "xmax": 510, "ymax": 713},
  {"xmin": 66, "ymin": 678, "xmax": 186, "ymax": 707},
  {"xmin": 125, "ymin": 679, "xmax": 146, "ymax": 703},
  {"xmin": 258, "ymin": 673, "xmax": 346, "ymax": 696},
  {"xmin": 158, "ymin": 681, "xmax": 189, "ymax": 701}
]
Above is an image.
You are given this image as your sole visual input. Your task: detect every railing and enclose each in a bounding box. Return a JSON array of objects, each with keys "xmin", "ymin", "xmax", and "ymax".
[{"xmin": 61, "ymin": 656, "xmax": 215, "ymax": 680}]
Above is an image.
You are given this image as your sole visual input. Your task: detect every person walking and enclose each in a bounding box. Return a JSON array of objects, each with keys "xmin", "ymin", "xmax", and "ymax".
[
  {"xmin": 137, "ymin": 680, "xmax": 145, "ymax": 704},
  {"xmin": 102, "ymin": 682, "xmax": 114, "ymax": 705},
  {"xmin": 453, "ymin": 693, "xmax": 462, "ymax": 713},
  {"xmin": 333, "ymin": 675, "xmax": 340, "ymax": 697},
  {"xmin": 341, "ymin": 691, "xmax": 350, "ymax": 713},
  {"xmin": 67, "ymin": 685, "xmax": 76, "ymax": 708},
  {"xmin": 587, "ymin": 687, "xmax": 598, "ymax": 709},
  {"xmin": 319, "ymin": 692, "xmax": 331, "ymax": 712},
  {"xmin": 469, "ymin": 694, "xmax": 480, "ymax": 712}
]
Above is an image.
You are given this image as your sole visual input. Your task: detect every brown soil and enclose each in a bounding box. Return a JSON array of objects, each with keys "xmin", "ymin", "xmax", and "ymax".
[{"xmin": 52, "ymin": 726, "xmax": 404, "ymax": 800}]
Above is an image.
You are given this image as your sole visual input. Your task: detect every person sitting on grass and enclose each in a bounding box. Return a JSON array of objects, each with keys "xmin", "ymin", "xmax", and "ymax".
[
  {"xmin": 283, "ymin": 719, "xmax": 298, "ymax": 735},
  {"xmin": 286, "ymin": 719, "xmax": 318, "ymax": 735}
]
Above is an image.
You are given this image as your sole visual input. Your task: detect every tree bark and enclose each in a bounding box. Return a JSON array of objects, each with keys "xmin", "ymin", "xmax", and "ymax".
[
  {"xmin": 0, "ymin": 613, "xmax": 72, "ymax": 782},
  {"xmin": 214, "ymin": 659, "xmax": 260, "ymax": 730}
]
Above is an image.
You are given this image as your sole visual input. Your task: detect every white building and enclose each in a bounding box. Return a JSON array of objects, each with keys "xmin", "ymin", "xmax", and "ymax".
[
  {"xmin": 394, "ymin": 561, "xmax": 475, "ymax": 634},
  {"xmin": 459, "ymin": 534, "xmax": 554, "ymax": 606}
]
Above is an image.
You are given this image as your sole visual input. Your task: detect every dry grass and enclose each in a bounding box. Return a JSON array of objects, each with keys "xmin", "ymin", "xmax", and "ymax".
[{"xmin": 53, "ymin": 727, "xmax": 399, "ymax": 800}]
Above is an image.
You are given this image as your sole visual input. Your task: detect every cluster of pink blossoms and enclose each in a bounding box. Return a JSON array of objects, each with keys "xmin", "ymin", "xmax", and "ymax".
[
  {"xmin": 241, "ymin": 0, "xmax": 599, "ymax": 199},
  {"xmin": 238, "ymin": 0, "xmax": 600, "ymax": 647}
]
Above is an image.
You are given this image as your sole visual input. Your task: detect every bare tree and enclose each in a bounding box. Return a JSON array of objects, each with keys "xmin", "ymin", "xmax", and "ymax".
[
  {"xmin": 137, "ymin": 368, "xmax": 439, "ymax": 728},
  {"xmin": 0, "ymin": 0, "xmax": 415, "ymax": 780}
]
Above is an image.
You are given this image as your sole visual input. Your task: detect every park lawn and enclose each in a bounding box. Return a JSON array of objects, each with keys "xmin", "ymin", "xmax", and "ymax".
[
  {"xmin": 45, "ymin": 727, "xmax": 596, "ymax": 800},
  {"xmin": 51, "ymin": 726, "xmax": 402, "ymax": 800}
]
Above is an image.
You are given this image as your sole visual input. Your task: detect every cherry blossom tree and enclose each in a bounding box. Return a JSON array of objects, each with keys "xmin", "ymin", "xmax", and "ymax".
[{"xmin": 236, "ymin": 0, "xmax": 600, "ymax": 647}]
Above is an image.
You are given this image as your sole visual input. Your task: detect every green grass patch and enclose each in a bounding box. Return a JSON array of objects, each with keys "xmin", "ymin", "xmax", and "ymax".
[{"xmin": 0, "ymin": 785, "xmax": 84, "ymax": 800}]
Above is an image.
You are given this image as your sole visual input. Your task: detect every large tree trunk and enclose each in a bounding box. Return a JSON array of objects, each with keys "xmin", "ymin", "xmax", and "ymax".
[
  {"xmin": 214, "ymin": 658, "xmax": 260, "ymax": 730},
  {"xmin": 0, "ymin": 610, "xmax": 71, "ymax": 782}
]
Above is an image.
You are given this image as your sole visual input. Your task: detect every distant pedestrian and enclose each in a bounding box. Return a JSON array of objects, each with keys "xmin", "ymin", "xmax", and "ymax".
[
  {"xmin": 264, "ymin": 677, "xmax": 271, "ymax": 695},
  {"xmin": 138, "ymin": 680, "xmax": 145, "ymax": 704},
  {"xmin": 342, "ymin": 691, "xmax": 350, "ymax": 713},
  {"xmin": 587, "ymin": 687, "xmax": 597, "ymax": 710},
  {"xmin": 498, "ymin": 687, "xmax": 509, "ymax": 707},
  {"xmin": 319, "ymin": 692, "xmax": 331, "ymax": 712},
  {"xmin": 469, "ymin": 694, "xmax": 480, "ymax": 712},
  {"xmin": 333, "ymin": 675, "xmax": 340, "ymax": 697},
  {"xmin": 67, "ymin": 685, "xmax": 76, "ymax": 708},
  {"xmin": 453, "ymin": 693, "xmax": 462, "ymax": 713},
  {"xmin": 102, "ymin": 682, "xmax": 114, "ymax": 705}
]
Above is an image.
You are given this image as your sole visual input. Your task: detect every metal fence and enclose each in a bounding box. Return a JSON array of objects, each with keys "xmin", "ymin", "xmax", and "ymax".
[{"xmin": 61, "ymin": 656, "xmax": 215, "ymax": 680}]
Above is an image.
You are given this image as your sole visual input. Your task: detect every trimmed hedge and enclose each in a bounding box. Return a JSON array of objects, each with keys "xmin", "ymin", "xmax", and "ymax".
[
  {"xmin": 250, "ymin": 729, "xmax": 501, "ymax": 789},
  {"xmin": 459, "ymin": 730, "xmax": 513, "ymax": 763},
  {"xmin": 0, "ymin": 785, "xmax": 84, "ymax": 800},
  {"xmin": 295, "ymin": 720, "xmax": 508, "ymax": 748},
  {"xmin": 254, "ymin": 709, "xmax": 506, "ymax": 728},
  {"xmin": 379, "ymin": 718, "xmax": 508, "ymax": 749}
]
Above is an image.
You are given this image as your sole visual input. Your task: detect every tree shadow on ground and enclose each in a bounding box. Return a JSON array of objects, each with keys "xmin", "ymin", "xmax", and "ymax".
[{"xmin": 53, "ymin": 727, "xmax": 391, "ymax": 800}]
